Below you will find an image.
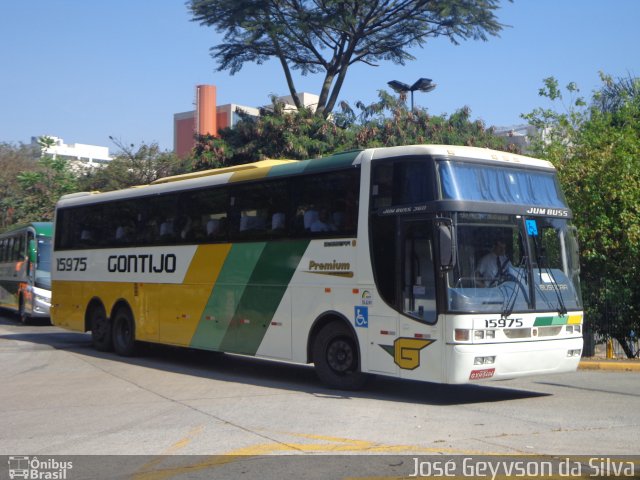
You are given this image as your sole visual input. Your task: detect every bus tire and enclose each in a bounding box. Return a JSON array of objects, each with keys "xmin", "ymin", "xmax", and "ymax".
[
  {"xmin": 89, "ymin": 304, "xmax": 113, "ymax": 352},
  {"xmin": 112, "ymin": 306, "xmax": 137, "ymax": 357},
  {"xmin": 312, "ymin": 321, "xmax": 368, "ymax": 390}
]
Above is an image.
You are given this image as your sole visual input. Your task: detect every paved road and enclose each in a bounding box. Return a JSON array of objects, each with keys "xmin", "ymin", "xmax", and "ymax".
[{"xmin": 1, "ymin": 313, "xmax": 639, "ymax": 466}]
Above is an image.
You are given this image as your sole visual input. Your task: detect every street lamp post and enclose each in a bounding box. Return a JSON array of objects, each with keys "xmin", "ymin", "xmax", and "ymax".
[{"xmin": 387, "ymin": 78, "xmax": 436, "ymax": 111}]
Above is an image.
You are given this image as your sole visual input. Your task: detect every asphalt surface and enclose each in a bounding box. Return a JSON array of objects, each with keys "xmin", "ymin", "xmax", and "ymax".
[{"xmin": 1, "ymin": 312, "xmax": 639, "ymax": 479}]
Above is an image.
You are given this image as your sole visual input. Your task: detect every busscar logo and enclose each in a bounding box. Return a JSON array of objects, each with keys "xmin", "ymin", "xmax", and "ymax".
[{"xmin": 7, "ymin": 456, "xmax": 73, "ymax": 479}]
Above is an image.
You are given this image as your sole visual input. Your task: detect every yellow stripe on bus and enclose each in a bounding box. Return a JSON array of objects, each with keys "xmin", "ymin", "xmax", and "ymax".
[{"xmin": 567, "ymin": 314, "xmax": 583, "ymax": 325}]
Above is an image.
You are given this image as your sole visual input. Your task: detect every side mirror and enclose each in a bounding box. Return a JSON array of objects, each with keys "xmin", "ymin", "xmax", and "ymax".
[
  {"xmin": 28, "ymin": 239, "xmax": 37, "ymax": 264},
  {"xmin": 436, "ymin": 219, "xmax": 456, "ymax": 271}
]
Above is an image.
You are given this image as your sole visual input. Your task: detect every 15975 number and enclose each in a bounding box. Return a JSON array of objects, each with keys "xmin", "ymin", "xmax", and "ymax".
[
  {"xmin": 57, "ymin": 257, "xmax": 87, "ymax": 272},
  {"xmin": 484, "ymin": 318, "xmax": 523, "ymax": 328}
]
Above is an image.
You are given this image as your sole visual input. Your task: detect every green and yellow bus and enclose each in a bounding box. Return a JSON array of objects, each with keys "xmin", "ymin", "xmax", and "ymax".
[
  {"xmin": 51, "ymin": 145, "xmax": 583, "ymax": 388},
  {"xmin": 0, "ymin": 222, "xmax": 53, "ymax": 323}
]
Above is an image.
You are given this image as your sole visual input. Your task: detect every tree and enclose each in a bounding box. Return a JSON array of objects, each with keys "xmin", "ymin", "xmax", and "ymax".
[
  {"xmin": 192, "ymin": 90, "xmax": 512, "ymax": 168},
  {"xmin": 0, "ymin": 142, "xmax": 39, "ymax": 229},
  {"xmin": 189, "ymin": 0, "xmax": 508, "ymax": 117},
  {"xmin": 193, "ymin": 98, "xmax": 353, "ymax": 169},
  {"xmin": 13, "ymin": 136, "xmax": 78, "ymax": 223},
  {"xmin": 79, "ymin": 139, "xmax": 192, "ymax": 191},
  {"xmin": 340, "ymin": 90, "xmax": 514, "ymax": 150},
  {"xmin": 523, "ymin": 74, "xmax": 640, "ymax": 358},
  {"xmin": 592, "ymin": 72, "xmax": 640, "ymax": 114}
]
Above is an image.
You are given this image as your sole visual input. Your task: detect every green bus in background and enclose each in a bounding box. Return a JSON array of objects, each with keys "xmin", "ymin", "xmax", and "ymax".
[{"xmin": 0, "ymin": 222, "xmax": 52, "ymax": 323}]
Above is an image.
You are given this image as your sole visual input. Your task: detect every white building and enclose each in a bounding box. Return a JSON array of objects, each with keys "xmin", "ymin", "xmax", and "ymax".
[
  {"xmin": 268, "ymin": 92, "xmax": 320, "ymax": 113},
  {"xmin": 493, "ymin": 125, "xmax": 538, "ymax": 151},
  {"xmin": 32, "ymin": 136, "xmax": 112, "ymax": 170}
]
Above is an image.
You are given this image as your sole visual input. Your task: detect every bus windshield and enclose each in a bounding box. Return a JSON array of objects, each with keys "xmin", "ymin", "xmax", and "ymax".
[
  {"xmin": 447, "ymin": 213, "xmax": 582, "ymax": 315},
  {"xmin": 36, "ymin": 236, "xmax": 52, "ymax": 290}
]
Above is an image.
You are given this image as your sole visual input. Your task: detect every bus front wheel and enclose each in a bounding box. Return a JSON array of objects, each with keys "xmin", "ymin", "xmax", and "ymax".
[
  {"xmin": 18, "ymin": 297, "xmax": 31, "ymax": 325},
  {"xmin": 89, "ymin": 305, "xmax": 112, "ymax": 352},
  {"xmin": 112, "ymin": 307, "xmax": 137, "ymax": 357},
  {"xmin": 313, "ymin": 322, "xmax": 368, "ymax": 390}
]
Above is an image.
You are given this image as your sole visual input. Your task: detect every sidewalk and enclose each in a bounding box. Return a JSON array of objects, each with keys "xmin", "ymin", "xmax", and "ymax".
[{"xmin": 579, "ymin": 358, "xmax": 640, "ymax": 372}]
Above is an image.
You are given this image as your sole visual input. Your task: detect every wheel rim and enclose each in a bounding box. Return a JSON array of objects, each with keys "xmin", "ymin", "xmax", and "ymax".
[{"xmin": 326, "ymin": 337, "xmax": 355, "ymax": 374}]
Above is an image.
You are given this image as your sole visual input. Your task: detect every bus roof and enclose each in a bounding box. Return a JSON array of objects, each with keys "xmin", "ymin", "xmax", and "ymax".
[
  {"xmin": 1, "ymin": 222, "xmax": 53, "ymax": 237},
  {"xmin": 367, "ymin": 144, "xmax": 555, "ymax": 170},
  {"xmin": 55, "ymin": 145, "xmax": 555, "ymax": 209}
]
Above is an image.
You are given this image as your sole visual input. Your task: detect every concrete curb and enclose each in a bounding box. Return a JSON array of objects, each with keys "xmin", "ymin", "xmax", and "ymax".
[{"xmin": 579, "ymin": 359, "xmax": 640, "ymax": 372}]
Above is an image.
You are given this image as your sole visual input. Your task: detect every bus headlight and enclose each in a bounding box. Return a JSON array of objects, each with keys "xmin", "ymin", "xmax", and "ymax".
[
  {"xmin": 474, "ymin": 356, "xmax": 496, "ymax": 365},
  {"xmin": 474, "ymin": 330, "xmax": 496, "ymax": 340},
  {"xmin": 35, "ymin": 294, "xmax": 50, "ymax": 305}
]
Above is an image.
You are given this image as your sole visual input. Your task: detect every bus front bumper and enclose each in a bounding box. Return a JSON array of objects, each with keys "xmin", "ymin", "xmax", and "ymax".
[{"xmin": 445, "ymin": 337, "xmax": 583, "ymax": 384}]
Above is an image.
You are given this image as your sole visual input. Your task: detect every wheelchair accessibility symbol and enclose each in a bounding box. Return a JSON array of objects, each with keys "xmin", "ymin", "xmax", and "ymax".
[{"xmin": 354, "ymin": 306, "xmax": 368, "ymax": 328}]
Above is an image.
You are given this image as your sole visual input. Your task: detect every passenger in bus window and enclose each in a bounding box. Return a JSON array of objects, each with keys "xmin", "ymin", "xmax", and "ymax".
[
  {"xmin": 115, "ymin": 225, "xmax": 130, "ymax": 243},
  {"xmin": 303, "ymin": 206, "xmax": 319, "ymax": 230},
  {"xmin": 179, "ymin": 216, "xmax": 196, "ymax": 241},
  {"xmin": 159, "ymin": 218, "xmax": 175, "ymax": 239},
  {"xmin": 271, "ymin": 212, "xmax": 286, "ymax": 231},
  {"xmin": 205, "ymin": 218, "xmax": 220, "ymax": 237},
  {"xmin": 310, "ymin": 208, "xmax": 336, "ymax": 233},
  {"xmin": 80, "ymin": 229, "xmax": 93, "ymax": 246}
]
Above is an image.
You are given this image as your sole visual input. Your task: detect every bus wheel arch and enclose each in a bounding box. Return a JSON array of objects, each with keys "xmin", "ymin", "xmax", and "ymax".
[
  {"xmin": 111, "ymin": 300, "xmax": 137, "ymax": 357},
  {"xmin": 308, "ymin": 313, "xmax": 368, "ymax": 390},
  {"xmin": 86, "ymin": 298, "xmax": 112, "ymax": 351}
]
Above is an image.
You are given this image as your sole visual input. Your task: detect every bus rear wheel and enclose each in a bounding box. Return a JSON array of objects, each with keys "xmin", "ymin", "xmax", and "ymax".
[
  {"xmin": 89, "ymin": 304, "xmax": 112, "ymax": 352},
  {"xmin": 112, "ymin": 307, "xmax": 137, "ymax": 357},
  {"xmin": 313, "ymin": 322, "xmax": 368, "ymax": 390}
]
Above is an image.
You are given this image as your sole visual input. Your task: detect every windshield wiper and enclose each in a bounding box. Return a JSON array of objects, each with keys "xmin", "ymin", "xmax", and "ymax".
[
  {"xmin": 500, "ymin": 256, "xmax": 529, "ymax": 319},
  {"xmin": 530, "ymin": 233, "xmax": 568, "ymax": 317},
  {"xmin": 539, "ymin": 262, "xmax": 568, "ymax": 316}
]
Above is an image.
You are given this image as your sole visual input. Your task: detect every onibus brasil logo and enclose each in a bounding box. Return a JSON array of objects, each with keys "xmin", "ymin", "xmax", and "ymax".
[{"xmin": 7, "ymin": 456, "xmax": 73, "ymax": 479}]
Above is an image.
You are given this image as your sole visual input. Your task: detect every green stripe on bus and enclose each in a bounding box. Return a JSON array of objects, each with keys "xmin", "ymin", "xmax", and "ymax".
[
  {"xmin": 219, "ymin": 240, "xmax": 309, "ymax": 355},
  {"xmin": 267, "ymin": 160, "xmax": 309, "ymax": 178},
  {"xmin": 189, "ymin": 243, "xmax": 266, "ymax": 350},
  {"xmin": 534, "ymin": 316, "xmax": 567, "ymax": 326},
  {"xmin": 267, "ymin": 151, "xmax": 361, "ymax": 179},
  {"xmin": 302, "ymin": 151, "xmax": 361, "ymax": 174}
]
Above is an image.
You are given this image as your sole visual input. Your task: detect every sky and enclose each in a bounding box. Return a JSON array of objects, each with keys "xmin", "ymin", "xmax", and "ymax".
[{"xmin": 1, "ymin": 0, "xmax": 639, "ymax": 154}]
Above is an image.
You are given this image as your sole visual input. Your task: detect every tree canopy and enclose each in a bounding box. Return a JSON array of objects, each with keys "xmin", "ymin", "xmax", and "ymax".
[
  {"xmin": 523, "ymin": 74, "xmax": 640, "ymax": 357},
  {"xmin": 77, "ymin": 138, "xmax": 191, "ymax": 192},
  {"xmin": 192, "ymin": 91, "xmax": 512, "ymax": 168},
  {"xmin": 11, "ymin": 137, "xmax": 78, "ymax": 224},
  {"xmin": 0, "ymin": 141, "xmax": 39, "ymax": 229},
  {"xmin": 189, "ymin": 0, "xmax": 508, "ymax": 117}
]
